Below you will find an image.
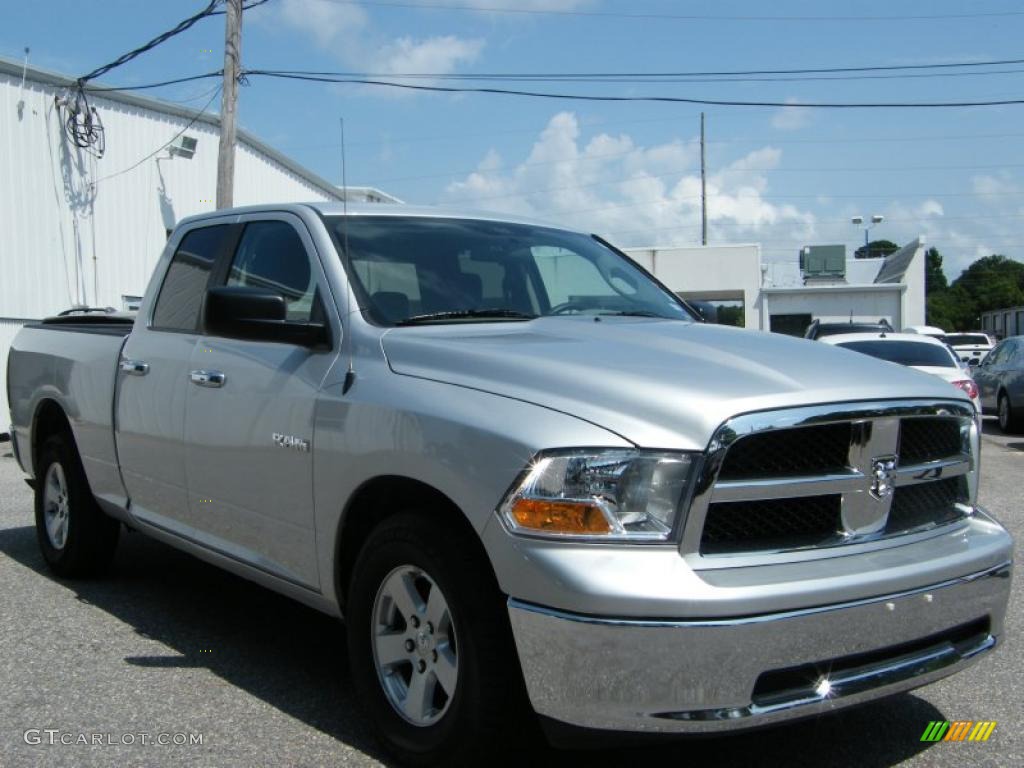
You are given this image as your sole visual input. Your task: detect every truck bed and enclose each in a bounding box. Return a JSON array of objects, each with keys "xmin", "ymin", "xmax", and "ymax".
[{"xmin": 7, "ymin": 321, "xmax": 132, "ymax": 508}]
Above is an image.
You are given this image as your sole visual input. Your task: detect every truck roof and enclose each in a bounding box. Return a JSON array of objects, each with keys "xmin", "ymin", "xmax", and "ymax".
[{"xmin": 177, "ymin": 202, "xmax": 578, "ymax": 235}]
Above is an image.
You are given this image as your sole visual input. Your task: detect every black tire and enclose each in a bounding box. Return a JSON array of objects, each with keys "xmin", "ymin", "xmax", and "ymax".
[
  {"xmin": 34, "ymin": 434, "xmax": 119, "ymax": 578},
  {"xmin": 346, "ymin": 513, "xmax": 522, "ymax": 766},
  {"xmin": 997, "ymin": 392, "xmax": 1024, "ymax": 434}
]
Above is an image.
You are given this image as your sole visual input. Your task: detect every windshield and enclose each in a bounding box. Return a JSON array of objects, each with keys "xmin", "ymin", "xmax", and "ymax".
[
  {"xmin": 945, "ymin": 334, "xmax": 990, "ymax": 346},
  {"xmin": 330, "ymin": 216, "xmax": 695, "ymax": 325},
  {"xmin": 837, "ymin": 340, "xmax": 957, "ymax": 368}
]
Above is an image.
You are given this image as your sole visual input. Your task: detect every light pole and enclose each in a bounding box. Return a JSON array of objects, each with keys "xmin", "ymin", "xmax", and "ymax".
[{"xmin": 851, "ymin": 214, "xmax": 884, "ymax": 257}]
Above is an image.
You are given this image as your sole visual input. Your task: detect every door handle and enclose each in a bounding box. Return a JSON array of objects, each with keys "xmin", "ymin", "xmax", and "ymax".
[
  {"xmin": 120, "ymin": 359, "xmax": 149, "ymax": 376},
  {"xmin": 190, "ymin": 370, "xmax": 227, "ymax": 388}
]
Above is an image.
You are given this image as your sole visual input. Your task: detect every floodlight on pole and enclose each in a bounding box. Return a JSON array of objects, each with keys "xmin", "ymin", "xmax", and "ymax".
[{"xmin": 852, "ymin": 214, "xmax": 885, "ymax": 256}]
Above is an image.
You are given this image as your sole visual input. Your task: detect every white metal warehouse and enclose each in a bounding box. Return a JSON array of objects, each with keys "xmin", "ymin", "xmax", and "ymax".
[{"xmin": 1, "ymin": 56, "xmax": 347, "ymax": 428}]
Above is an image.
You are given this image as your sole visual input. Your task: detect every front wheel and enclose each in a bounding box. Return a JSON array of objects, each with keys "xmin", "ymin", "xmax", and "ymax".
[
  {"xmin": 346, "ymin": 513, "xmax": 521, "ymax": 766},
  {"xmin": 998, "ymin": 392, "xmax": 1023, "ymax": 434},
  {"xmin": 34, "ymin": 435, "xmax": 120, "ymax": 577}
]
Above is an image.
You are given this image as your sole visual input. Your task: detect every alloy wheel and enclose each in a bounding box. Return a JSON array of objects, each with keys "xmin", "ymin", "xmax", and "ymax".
[
  {"xmin": 370, "ymin": 565, "xmax": 459, "ymax": 727},
  {"xmin": 42, "ymin": 462, "xmax": 70, "ymax": 550}
]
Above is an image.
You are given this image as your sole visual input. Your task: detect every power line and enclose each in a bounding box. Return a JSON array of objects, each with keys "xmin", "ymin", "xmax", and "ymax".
[
  {"xmin": 88, "ymin": 85, "xmax": 223, "ymax": 188},
  {"xmin": 248, "ymin": 68, "xmax": 1024, "ymax": 86},
  {"xmin": 277, "ymin": 125, "xmax": 1024, "ymax": 152},
  {"xmin": 323, "ymin": 0, "xmax": 1024, "ymax": 23},
  {"xmin": 375, "ymin": 157, "xmax": 1024, "ymax": 186},
  {"xmin": 246, "ymin": 70, "xmax": 1024, "ymax": 108},
  {"xmin": 259, "ymin": 55, "xmax": 1024, "ymax": 79},
  {"xmin": 77, "ymin": 1, "xmax": 220, "ymax": 86},
  {"xmin": 256, "ymin": 56, "xmax": 1024, "ymax": 82},
  {"xmin": 82, "ymin": 72, "xmax": 224, "ymax": 93},
  {"xmin": 211, "ymin": 0, "xmax": 274, "ymax": 12}
]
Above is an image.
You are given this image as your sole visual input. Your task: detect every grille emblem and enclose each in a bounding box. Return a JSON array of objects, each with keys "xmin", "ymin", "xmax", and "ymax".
[{"xmin": 869, "ymin": 456, "xmax": 897, "ymax": 500}]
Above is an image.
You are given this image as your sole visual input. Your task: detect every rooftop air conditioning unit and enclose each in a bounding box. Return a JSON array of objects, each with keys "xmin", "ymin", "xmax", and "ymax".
[{"xmin": 800, "ymin": 244, "xmax": 846, "ymax": 280}]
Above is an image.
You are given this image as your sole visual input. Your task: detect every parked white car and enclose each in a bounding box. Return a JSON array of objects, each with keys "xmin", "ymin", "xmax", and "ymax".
[
  {"xmin": 822, "ymin": 332, "xmax": 982, "ymax": 414},
  {"xmin": 945, "ymin": 332, "xmax": 995, "ymax": 365},
  {"xmin": 903, "ymin": 325, "xmax": 947, "ymax": 341}
]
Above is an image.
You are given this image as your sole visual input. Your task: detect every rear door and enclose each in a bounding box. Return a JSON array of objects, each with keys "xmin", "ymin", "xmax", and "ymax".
[
  {"xmin": 115, "ymin": 223, "xmax": 235, "ymax": 529},
  {"xmin": 182, "ymin": 213, "xmax": 338, "ymax": 588}
]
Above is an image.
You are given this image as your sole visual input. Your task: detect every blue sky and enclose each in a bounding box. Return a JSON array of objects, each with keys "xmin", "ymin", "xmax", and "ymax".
[{"xmin": 5, "ymin": 0, "xmax": 1024, "ymax": 278}]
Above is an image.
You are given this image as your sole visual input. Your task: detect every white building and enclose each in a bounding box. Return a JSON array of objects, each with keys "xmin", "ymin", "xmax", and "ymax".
[
  {"xmin": 980, "ymin": 305, "xmax": 1024, "ymax": 339},
  {"xmin": 0, "ymin": 56, "xmax": 401, "ymax": 427},
  {"xmin": 624, "ymin": 239, "xmax": 926, "ymax": 335},
  {"xmin": 337, "ymin": 185, "xmax": 403, "ymax": 204}
]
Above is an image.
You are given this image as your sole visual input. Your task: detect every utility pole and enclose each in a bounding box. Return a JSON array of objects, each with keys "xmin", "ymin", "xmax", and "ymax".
[
  {"xmin": 700, "ymin": 112, "xmax": 707, "ymax": 246},
  {"xmin": 216, "ymin": 0, "xmax": 242, "ymax": 209}
]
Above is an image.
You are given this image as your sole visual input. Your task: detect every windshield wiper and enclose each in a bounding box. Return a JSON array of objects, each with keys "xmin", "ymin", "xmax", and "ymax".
[
  {"xmin": 594, "ymin": 310, "xmax": 670, "ymax": 318},
  {"xmin": 397, "ymin": 309, "xmax": 539, "ymax": 325}
]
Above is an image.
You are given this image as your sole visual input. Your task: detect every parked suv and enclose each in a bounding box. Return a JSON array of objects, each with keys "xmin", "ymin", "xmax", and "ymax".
[
  {"xmin": 804, "ymin": 318, "xmax": 894, "ymax": 340},
  {"xmin": 945, "ymin": 332, "xmax": 995, "ymax": 365}
]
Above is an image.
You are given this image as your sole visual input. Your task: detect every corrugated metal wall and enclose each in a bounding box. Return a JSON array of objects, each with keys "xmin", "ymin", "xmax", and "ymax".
[{"xmin": 0, "ymin": 71, "xmax": 338, "ymax": 429}]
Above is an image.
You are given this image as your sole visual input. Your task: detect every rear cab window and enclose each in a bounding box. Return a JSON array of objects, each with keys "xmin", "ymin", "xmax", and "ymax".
[{"xmin": 152, "ymin": 225, "xmax": 229, "ymax": 331}]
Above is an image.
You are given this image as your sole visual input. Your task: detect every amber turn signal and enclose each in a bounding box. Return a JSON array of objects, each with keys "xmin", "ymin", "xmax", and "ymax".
[{"xmin": 509, "ymin": 498, "xmax": 612, "ymax": 534}]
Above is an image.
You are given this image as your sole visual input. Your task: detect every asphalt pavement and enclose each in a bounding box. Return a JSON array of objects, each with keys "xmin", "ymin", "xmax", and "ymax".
[{"xmin": 0, "ymin": 420, "xmax": 1020, "ymax": 767}]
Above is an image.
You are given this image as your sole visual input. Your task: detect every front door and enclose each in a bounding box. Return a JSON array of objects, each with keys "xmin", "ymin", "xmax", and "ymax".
[{"xmin": 183, "ymin": 214, "xmax": 338, "ymax": 588}]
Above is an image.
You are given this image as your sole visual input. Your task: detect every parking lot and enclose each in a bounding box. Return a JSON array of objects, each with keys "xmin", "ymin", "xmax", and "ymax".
[{"xmin": 0, "ymin": 421, "xmax": 1020, "ymax": 768}]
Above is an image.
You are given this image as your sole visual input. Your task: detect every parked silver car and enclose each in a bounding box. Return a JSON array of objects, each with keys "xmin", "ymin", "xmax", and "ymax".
[{"xmin": 974, "ymin": 335, "xmax": 1024, "ymax": 433}]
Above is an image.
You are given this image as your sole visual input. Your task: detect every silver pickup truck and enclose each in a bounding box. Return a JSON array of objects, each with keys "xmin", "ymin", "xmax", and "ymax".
[{"xmin": 6, "ymin": 204, "xmax": 1013, "ymax": 764}]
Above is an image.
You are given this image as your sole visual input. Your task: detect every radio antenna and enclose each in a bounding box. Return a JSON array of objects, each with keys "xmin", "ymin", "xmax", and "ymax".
[{"xmin": 340, "ymin": 117, "xmax": 356, "ymax": 394}]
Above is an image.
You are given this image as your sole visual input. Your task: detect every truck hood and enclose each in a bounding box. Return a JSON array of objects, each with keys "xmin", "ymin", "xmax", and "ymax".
[{"xmin": 380, "ymin": 318, "xmax": 969, "ymax": 450}]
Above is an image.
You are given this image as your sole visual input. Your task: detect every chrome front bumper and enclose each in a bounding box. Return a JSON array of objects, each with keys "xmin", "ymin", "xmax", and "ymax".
[{"xmin": 508, "ymin": 561, "xmax": 1011, "ymax": 734}]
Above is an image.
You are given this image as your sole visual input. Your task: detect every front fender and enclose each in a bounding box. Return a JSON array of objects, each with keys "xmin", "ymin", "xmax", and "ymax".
[{"xmin": 312, "ymin": 361, "xmax": 633, "ymax": 608}]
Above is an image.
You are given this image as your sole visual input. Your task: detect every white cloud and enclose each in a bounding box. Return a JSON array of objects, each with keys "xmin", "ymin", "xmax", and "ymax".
[
  {"xmin": 771, "ymin": 98, "xmax": 811, "ymax": 131},
  {"xmin": 273, "ymin": 0, "xmax": 369, "ymax": 48},
  {"xmin": 373, "ymin": 35, "xmax": 485, "ymax": 76},
  {"xmin": 443, "ymin": 112, "xmax": 816, "ymax": 247},
  {"xmin": 263, "ymin": 0, "xmax": 484, "ymax": 91},
  {"xmin": 456, "ymin": 0, "xmax": 591, "ymax": 10}
]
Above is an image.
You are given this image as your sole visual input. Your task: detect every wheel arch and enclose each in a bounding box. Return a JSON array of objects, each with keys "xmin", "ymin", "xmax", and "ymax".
[
  {"xmin": 31, "ymin": 398, "xmax": 75, "ymax": 477},
  {"xmin": 334, "ymin": 475, "xmax": 499, "ymax": 614}
]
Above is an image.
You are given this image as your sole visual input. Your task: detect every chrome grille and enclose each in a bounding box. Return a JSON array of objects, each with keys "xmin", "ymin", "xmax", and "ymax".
[
  {"xmin": 701, "ymin": 495, "xmax": 841, "ymax": 554},
  {"xmin": 688, "ymin": 401, "xmax": 976, "ymax": 560},
  {"xmin": 717, "ymin": 423, "xmax": 851, "ymax": 480},
  {"xmin": 898, "ymin": 417, "xmax": 963, "ymax": 465},
  {"xmin": 887, "ymin": 476, "xmax": 968, "ymax": 534}
]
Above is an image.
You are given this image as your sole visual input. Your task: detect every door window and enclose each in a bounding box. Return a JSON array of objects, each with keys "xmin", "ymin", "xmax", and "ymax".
[
  {"xmin": 987, "ymin": 341, "xmax": 1013, "ymax": 366},
  {"xmin": 152, "ymin": 225, "xmax": 227, "ymax": 331},
  {"xmin": 227, "ymin": 221, "xmax": 319, "ymax": 321}
]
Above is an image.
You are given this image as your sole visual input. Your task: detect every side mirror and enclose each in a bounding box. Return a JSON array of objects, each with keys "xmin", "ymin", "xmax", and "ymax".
[{"xmin": 204, "ymin": 286, "xmax": 329, "ymax": 348}]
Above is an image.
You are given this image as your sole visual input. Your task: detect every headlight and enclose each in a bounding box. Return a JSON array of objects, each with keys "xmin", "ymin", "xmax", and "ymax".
[{"xmin": 498, "ymin": 449, "xmax": 697, "ymax": 541}]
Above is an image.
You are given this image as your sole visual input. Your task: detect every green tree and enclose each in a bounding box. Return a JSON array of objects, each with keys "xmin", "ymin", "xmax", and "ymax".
[
  {"xmin": 854, "ymin": 239, "xmax": 900, "ymax": 259},
  {"xmin": 930, "ymin": 253, "xmax": 1024, "ymax": 331},
  {"xmin": 716, "ymin": 305, "xmax": 745, "ymax": 327},
  {"xmin": 925, "ymin": 247, "xmax": 948, "ymax": 294}
]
